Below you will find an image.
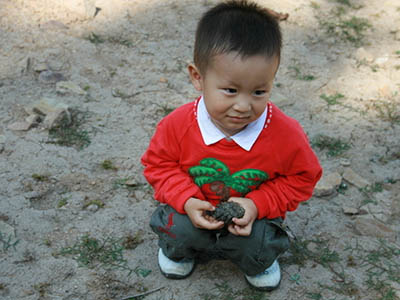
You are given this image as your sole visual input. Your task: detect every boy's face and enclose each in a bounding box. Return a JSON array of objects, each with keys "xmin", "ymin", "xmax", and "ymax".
[{"xmin": 189, "ymin": 52, "xmax": 279, "ymax": 137}]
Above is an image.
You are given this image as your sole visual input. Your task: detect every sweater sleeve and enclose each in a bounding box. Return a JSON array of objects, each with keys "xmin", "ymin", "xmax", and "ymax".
[
  {"xmin": 246, "ymin": 133, "xmax": 322, "ymax": 219},
  {"xmin": 141, "ymin": 114, "xmax": 205, "ymax": 214}
]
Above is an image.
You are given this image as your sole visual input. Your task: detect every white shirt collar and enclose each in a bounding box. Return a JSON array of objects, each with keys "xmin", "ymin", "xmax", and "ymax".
[{"xmin": 197, "ymin": 96, "xmax": 267, "ymax": 151}]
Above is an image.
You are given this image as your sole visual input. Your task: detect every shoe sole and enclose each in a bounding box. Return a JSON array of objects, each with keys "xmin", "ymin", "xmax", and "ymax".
[
  {"xmin": 244, "ymin": 276, "xmax": 281, "ymax": 292},
  {"xmin": 158, "ymin": 263, "xmax": 196, "ymax": 280}
]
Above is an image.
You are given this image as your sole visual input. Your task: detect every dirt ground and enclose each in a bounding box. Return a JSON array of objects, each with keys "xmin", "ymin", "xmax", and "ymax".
[{"xmin": 0, "ymin": 0, "xmax": 399, "ymax": 299}]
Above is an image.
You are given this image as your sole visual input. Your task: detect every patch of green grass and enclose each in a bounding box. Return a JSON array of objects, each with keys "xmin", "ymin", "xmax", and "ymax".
[
  {"xmin": 311, "ymin": 135, "xmax": 351, "ymax": 157},
  {"xmin": 57, "ymin": 198, "xmax": 68, "ymax": 208},
  {"xmin": 60, "ymin": 234, "xmax": 134, "ymax": 274},
  {"xmin": 320, "ymin": 93, "xmax": 345, "ymax": 106},
  {"xmin": 0, "ymin": 231, "xmax": 19, "ymax": 252},
  {"xmin": 47, "ymin": 108, "xmax": 91, "ymax": 150},
  {"xmin": 317, "ymin": 6, "xmax": 372, "ymax": 47},
  {"xmin": 359, "ymin": 182, "xmax": 384, "ymax": 205},
  {"xmin": 371, "ymin": 100, "xmax": 400, "ymax": 124},
  {"xmin": 32, "ymin": 173, "xmax": 50, "ymax": 182},
  {"xmin": 101, "ymin": 159, "xmax": 118, "ymax": 171},
  {"xmin": 86, "ymin": 32, "xmax": 104, "ymax": 44},
  {"xmin": 288, "ymin": 65, "xmax": 316, "ymax": 81}
]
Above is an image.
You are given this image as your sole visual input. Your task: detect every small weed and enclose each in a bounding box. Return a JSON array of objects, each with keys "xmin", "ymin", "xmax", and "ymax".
[
  {"xmin": 335, "ymin": 0, "xmax": 351, "ymax": 6},
  {"xmin": 108, "ymin": 36, "xmax": 133, "ymax": 47},
  {"xmin": 155, "ymin": 103, "xmax": 175, "ymax": 116},
  {"xmin": 101, "ymin": 159, "xmax": 118, "ymax": 171},
  {"xmin": 86, "ymin": 32, "xmax": 104, "ymax": 44},
  {"xmin": 83, "ymin": 199, "xmax": 105, "ymax": 209},
  {"xmin": 306, "ymin": 292, "xmax": 323, "ymax": 300},
  {"xmin": 60, "ymin": 234, "xmax": 134, "ymax": 274},
  {"xmin": 32, "ymin": 173, "xmax": 50, "ymax": 182},
  {"xmin": 0, "ymin": 231, "xmax": 19, "ymax": 252},
  {"xmin": 320, "ymin": 93, "xmax": 345, "ymax": 106},
  {"xmin": 359, "ymin": 182, "xmax": 383, "ymax": 205},
  {"xmin": 311, "ymin": 135, "xmax": 351, "ymax": 157},
  {"xmin": 83, "ymin": 85, "xmax": 91, "ymax": 91},
  {"xmin": 288, "ymin": 64, "xmax": 316, "ymax": 81},
  {"xmin": 57, "ymin": 198, "xmax": 68, "ymax": 208},
  {"xmin": 112, "ymin": 178, "xmax": 148, "ymax": 192},
  {"xmin": 46, "ymin": 108, "xmax": 91, "ymax": 150},
  {"xmin": 371, "ymin": 100, "xmax": 400, "ymax": 124},
  {"xmin": 317, "ymin": 6, "xmax": 372, "ymax": 47},
  {"xmin": 33, "ymin": 282, "xmax": 50, "ymax": 298},
  {"xmin": 395, "ymin": 50, "xmax": 400, "ymax": 55}
]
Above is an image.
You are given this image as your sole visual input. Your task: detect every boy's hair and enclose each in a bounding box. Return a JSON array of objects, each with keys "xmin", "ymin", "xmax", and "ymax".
[{"xmin": 194, "ymin": 0, "xmax": 282, "ymax": 74}]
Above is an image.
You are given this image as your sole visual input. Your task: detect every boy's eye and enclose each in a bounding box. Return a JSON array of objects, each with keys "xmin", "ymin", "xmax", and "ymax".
[
  {"xmin": 254, "ymin": 90, "xmax": 267, "ymax": 96},
  {"xmin": 223, "ymin": 88, "xmax": 237, "ymax": 94}
]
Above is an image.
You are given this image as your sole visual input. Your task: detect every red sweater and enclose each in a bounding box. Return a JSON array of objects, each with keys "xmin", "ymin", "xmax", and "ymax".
[{"xmin": 141, "ymin": 100, "xmax": 322, "ymax": 219}]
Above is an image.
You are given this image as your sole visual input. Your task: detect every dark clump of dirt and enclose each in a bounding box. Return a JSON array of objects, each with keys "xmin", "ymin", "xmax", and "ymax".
[{"xmin": 207, "ymin": 202, "xmax": 245, "ymax": 224}]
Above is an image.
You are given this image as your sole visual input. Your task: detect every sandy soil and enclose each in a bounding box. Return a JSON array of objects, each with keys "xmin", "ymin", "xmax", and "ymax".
[{"xmin": 0, "ymin": 0, "xmax": 399, "ymax": 299}]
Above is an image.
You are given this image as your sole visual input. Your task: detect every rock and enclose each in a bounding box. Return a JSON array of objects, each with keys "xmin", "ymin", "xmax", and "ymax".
[
  {"xmin": 86, "ymin": 204, "xmax": 99, "ymax": 212},
  {"xmin": 125, "ymin": 179, "xmax": 138, "ymax": 186},
  {"xmin": 0, "ymin": 135, "xmax": 5, "ymax": 153},
  {"xmin": 389, "ymin": 282, "xmax": 400, "ymax": 298},
  {"xmin": 342, "ymin": 168, "xmax": 369, "ymax": 189},
  {"xmin": 43, "ymin": 109, "xmax": 70, "ymax": 129},
  {"xmin": 33, "ymin": 98, "xmax": 70, "ymax": 116},
  {"xmin": 270, "ymin": 92, "xmax": 294, "ymax": 107},
  {"xmin": 0, "ymin": 220, "xmax": 15, "ymax": 237},
  {"xmin": 339, "ymin": 159, "xmax": 351, "ymax": 167},
  {"xmin": 342, "ymin": 206, "xmax": 359, "ymax": 215},
  {"xmin": 7, "ymin": 121, "xmax": 32, "ymax": 131},
  {"xmin": 355, "ymin": 47, "xmax": 374, "ymax": 63},
  {"xmin": 354, "ymin": 217, "xmax": 395, "ymax": 238},
  {"xmin": 25, "ymin": 114, "xmax": 41, "ymax": 127},
  {"xmin": 38, "ymin": 70, "xmax": 66, "ymax": 83},
  {"xmin": 33, "ymin": 62, "xmax": 48, "ymax": 72},
  {"xmin": 206, "ymin": 202, "xmax": 245, "ymax": 224},
  {"xmin": 313, "ymin": 172, "xmax": 342, "ymax": 197},
  {"xmin": 56, "ymin": 81, "xmax": 86, "ymax": 95}
]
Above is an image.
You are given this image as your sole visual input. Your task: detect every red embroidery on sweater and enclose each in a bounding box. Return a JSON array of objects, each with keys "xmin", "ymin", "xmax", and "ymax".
[{"xmin": 158, "ymin": 212, "xmax": 176, "ymax": 238}]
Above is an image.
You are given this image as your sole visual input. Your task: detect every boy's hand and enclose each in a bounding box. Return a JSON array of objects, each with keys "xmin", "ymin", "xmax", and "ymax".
[
  {"xmin": 184, "ymin": 197, "xmax": 225, "ymax": 230},
  {"xmin": 227, "ymin": 197, "xmax": 258, "ymax": 236}
]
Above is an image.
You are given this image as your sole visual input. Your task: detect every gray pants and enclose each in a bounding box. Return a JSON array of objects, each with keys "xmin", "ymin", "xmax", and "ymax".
[{"xmin": 150, "ymin": 205, "xmax": 290, "ymax": 276}]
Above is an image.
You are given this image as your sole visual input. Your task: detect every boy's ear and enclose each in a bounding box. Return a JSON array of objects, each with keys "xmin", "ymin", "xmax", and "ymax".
[{"xmin": 188, "ymin": 63, "xmax": 203, "ymax": 92}]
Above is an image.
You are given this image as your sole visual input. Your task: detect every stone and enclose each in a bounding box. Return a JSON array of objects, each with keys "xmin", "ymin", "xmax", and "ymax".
[
  {"xmin": 33, "ymin": 98, "xmax": 70, "ymax": 116},
  {"xmin": 86, "ymin": 204, "xmax": 99, "ymax": 212},
  {"xmin": 206, "ymin": 202, "xmax": 245, "ymax": 224},
  {"xmin": 0, "ymin": 220, "xmax": 15, "ymax": 237},
  {"xmin": 25, "ymin": 114, "xmax": 41, "ymax": 127},
  {"xmin": 7, "ymin": 121, "xmax": 31, "ymax": 131},
  {"xmin": 125, "ymin": 179, "xmax": 138, "ymax": 186},
  {"xmin": 339, "ymin": 158, "xmax": 351, "ymax": 167},
  {"xmin": 342, "ymin": 168, "xmax": 369, "ymax": 189},
  {"xmin": 375, "ymin": 55, "xmax": 389, "ymax": 65},
  {"xmin": 354, "ymin": 217, "xmax": 395, "ymax": 238},
  {"xmin": 33, "ymin": 62, "xmax": 48, "ymax": 72},
  {"xmin": 313, "ymin": 172, "xmax": 342, "ymax": 197},
  {"xmin": 355, "ymin": 47, "xmax": 374, "ymax": 63},
  {"xmin": 43, "ymin": 109, "xmax": 70, "ymax": 129},
  {"xmin": 342, "ymin": 206, "xmax": 359, "ymax": 215},
  {"xmin": 56, "ymin": 81, "xmax": 86, "ymax": 95},
  {"xmin": 38, "ymin": 70, "xmax": 66, "ymax": 83}
]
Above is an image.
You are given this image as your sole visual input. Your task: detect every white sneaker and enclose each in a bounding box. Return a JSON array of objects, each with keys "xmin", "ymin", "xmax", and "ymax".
[
  {"xmin": 158, "ymin": 248, "xmax": 195, "ymax": 279},
  {"xmin": 245, "ymin": 260, "xmax": 281, "ymax": 291}
]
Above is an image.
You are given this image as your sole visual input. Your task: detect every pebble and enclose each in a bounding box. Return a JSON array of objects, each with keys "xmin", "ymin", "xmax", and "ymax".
[
  {"xmin": 38, "ymin": 70, "xmax": 66, "ymax": 83},
  {"xmin": 7, "ymin": 121, "xmax": 32, "ymax": 131},
  {"xmin": 342, "ymin": 206, "xmax": 359, "ymax": 215},
  {"xmin": 86, "ymin": 204, "xmax": 99, "ymax": 212},
  {"xmin": 33, "ymin": 97, "xmax": 70, "ymax": 116},
  {"xmin": 56, "ymin": 81, "xmax": 86, "ymax": 95},
  {"xmin": 342, "ymin": 168, "xmax": 370, "ymax": 189},
  {"xmin": 43, "ymin": 109, "xmax": 70, "ymax": 129},
  {"xmin": 313, "ymin": 171, "xmax": 342, "ymax": 197},
  {"xmin": 339, "ymin": 159, "xmax": 351, "ymax": 167}
]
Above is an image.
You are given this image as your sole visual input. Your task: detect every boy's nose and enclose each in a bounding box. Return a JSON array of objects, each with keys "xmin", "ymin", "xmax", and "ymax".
[{"xmin": 233, "ymin": 97, "xmax": 251, "ymax": 112}]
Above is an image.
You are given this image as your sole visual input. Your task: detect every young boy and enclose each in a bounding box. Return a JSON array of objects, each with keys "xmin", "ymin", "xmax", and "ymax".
[{"xmin": 141, "ymin": 0, "xmax": 322, "ymax": 291}]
